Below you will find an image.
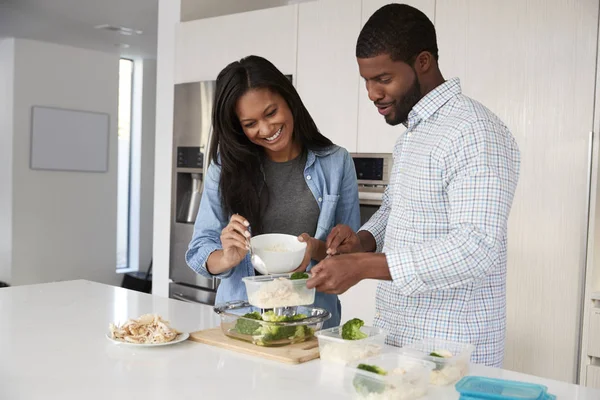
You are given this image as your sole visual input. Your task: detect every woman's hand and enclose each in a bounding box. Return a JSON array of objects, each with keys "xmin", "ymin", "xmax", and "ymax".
[
  {"xmin": 220, "ymin": 214, "xmax": 251, "ymax": 268},
  {"xmin": 207, "ymin": 214, "xmax": 250, "ymax": 274},
  {"xmin": 293, "ymin": 233, "xmax": 327, "ymax": 272}
]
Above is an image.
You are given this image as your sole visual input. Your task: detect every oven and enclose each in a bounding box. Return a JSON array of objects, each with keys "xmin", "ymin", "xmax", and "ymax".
[{"xmin": 351, "ymin": 153, "xmax": 393, "ymax": 226}]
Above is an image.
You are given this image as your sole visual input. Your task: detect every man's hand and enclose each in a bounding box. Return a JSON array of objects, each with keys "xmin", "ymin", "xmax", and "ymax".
[
  {"xmin": 306, "ymin": 253, "xmax": 392, "ymax": 294},
  {"xmin": 306, "ymin": 254, "xmax": 365, "ymax": 294},
  {"xmin": 326, "ymin": 225, "xmax": 363, "ymax": 255}
]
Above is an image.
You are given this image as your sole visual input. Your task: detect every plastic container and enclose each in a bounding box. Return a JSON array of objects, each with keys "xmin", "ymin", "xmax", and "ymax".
[
  {"xmin": 243, "ymin": 273, "xmax": 315, "ymax": 309},
  {"xmin": 316, "ymin": 325, "xmax": 387, "ymax": 365},
  {"xmin": 400, "ymin": 338, "xmax": 475, "ymax": 386},
  {"xmin": 213, "ymin": 300, "xmax": 330, "ymax": 347},
  {"xmin": 455, "ymin": 376, "xmax": 557, "ymax": 400},
  {"xmin": 348, "ymin": 353, "xmax": 435, "ymax": 400}
]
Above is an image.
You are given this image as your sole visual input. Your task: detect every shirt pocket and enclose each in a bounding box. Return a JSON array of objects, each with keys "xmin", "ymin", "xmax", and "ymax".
[{"xmin": 317, "ymin": 194, "xmax": 340, "ymax": 232}]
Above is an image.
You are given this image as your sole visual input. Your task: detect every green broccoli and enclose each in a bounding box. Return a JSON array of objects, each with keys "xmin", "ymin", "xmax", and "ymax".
[
  {"xmin": 234, "ymin": 312, "xmax": 262, "ymax": 335},
  {"xmin": 353, "ymin": 364, "xmax": 388, "ymax": 395},
  {"xmin": 254, "ymin": 312, "xmax": 313, "ymax": 345},
  {"xmin": 290, "ymin": 272, "xmax": 309, "ymax": 280},
  {"xmin": 341, "ymin": 318, "xmax": 368, "ymax": 340},
  {"xmin": 356, "ymin": 364, "xmax": 387, "ymax": 375}
]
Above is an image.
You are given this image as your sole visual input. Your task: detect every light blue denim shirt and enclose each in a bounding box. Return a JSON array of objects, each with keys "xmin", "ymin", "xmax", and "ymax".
[{"xmin": 186, "ymin": 145, "xmax": 360, "ymax": 329}]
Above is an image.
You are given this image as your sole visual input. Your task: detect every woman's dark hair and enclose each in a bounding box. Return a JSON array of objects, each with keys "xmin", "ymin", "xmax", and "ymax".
[{"xmin": 209, "ymin": 55, "xmax": 333, "ymax": 230}]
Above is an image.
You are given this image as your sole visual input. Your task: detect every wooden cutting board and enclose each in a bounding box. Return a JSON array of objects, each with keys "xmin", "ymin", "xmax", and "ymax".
[{"xmin": 188, "ymin": 328, "xmax": 320, "ymax": 364}]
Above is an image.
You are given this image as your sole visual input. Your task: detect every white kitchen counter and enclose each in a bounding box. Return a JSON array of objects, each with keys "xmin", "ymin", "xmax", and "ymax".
[{"xmin": 1, "ymin": 280, "xmax": 598, "ymax": 400}]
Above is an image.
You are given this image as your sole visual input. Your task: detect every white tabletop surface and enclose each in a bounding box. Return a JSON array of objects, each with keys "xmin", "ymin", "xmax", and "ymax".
[{"xmin": 1, "ymin": 280, "xmax": 598, "ymax": 400}]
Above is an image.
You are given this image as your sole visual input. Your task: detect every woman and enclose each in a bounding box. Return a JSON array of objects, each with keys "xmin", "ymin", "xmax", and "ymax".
[{"xmin": 185, "ymin": 55, "xmax": 359, "ymax": 328}]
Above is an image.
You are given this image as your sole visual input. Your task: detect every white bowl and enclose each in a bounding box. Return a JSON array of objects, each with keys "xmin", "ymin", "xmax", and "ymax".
[{"xmin": 250, "ymin": 233, "xmax": 307, "ymax": 274}]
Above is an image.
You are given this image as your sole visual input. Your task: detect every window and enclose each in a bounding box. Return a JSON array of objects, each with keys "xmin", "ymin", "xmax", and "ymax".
[{"xmin": 117, "ymin": 59, "xmax": 133, "ymax": 270}]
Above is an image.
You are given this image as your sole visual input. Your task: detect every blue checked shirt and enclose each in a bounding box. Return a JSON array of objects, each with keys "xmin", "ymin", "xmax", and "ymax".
[{"xmin": 362, "ymin": 78, "xmax": 520, "ymax": 367}]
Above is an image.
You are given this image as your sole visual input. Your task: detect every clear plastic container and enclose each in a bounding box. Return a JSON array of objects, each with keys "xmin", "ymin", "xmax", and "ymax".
[
  {"xmin": 400, "ymin": 338, "xmax": 475, "ymax": 386},
  {"xmin": 348, "ymin": 353, "xmax": 435, "ymax": 400},
  {"xmin": 316, "ymin": 325, "xmax": 387, "ymax": 365},
  {"xmin": 455, "ymin": 376, "xmax": 556, "ymax": 400},
  {"xmin": 243, "ymin": 273, "xmax": 315, "ymax": 309},
  {"xmin": 213, "ymin": 300, "xmax": 330, "ymax": 347}
]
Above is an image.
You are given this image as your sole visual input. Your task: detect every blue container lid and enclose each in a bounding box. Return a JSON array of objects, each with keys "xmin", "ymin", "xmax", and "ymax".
[{"xmin": 455, "ymin": 376, "xmax": 552, "ymax": 400}]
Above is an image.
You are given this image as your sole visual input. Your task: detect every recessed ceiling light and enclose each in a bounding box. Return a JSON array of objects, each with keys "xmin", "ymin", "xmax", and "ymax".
[
  {"xmin": 115, "ymin": 43, "xmax": 130, "ymax": 48},
  {"xmin": 94, "ymin": 24, "xmax": 143, "ymax": 36}
]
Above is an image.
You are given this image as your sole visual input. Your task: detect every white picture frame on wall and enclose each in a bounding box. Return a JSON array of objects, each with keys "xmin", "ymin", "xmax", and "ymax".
[{"xmin": 30, "ymin": 106, "xmax": 110, "ymax": 173}]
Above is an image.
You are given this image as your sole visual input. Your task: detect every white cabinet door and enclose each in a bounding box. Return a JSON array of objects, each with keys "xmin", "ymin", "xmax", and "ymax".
[
  {"xmin": 356, "ymin": 0, "xmax": 435, "ymax": 153},
  {"xmin": 296, "ymin": 0, "xmax": 361, "ymax": 152},
  {"xmin": 436, "ymin": 0, "xmax": 597, "ymax": 383},
  {"xmin": 175, "ymin": 5, "xmax": 298, "ymax": 83}
]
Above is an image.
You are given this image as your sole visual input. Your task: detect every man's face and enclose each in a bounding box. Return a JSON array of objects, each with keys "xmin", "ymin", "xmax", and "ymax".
[{"xmin": 357, "ymin": 54, "xmax": 422, "ymax": 126}]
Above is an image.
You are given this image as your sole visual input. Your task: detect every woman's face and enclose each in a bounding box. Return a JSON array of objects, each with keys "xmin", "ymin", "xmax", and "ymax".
[{"xmin": 235, "ymin": 88, "xmax": 296, "ymax": 158}]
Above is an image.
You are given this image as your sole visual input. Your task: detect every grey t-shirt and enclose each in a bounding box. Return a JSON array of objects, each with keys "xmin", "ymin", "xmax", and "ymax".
[{"xmin": 259, "ymin": 151, "xmax": 320, "ymax": 238}]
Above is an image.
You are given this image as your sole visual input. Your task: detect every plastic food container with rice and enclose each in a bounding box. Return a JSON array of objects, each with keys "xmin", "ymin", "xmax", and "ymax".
[
  {"xmin": 315, "ymin": 325, "xmax": 387, "ymax": 365},
  {"xmin": 243, "ymin": 273, "xmax": 316, "ymax": 309},
  {"xmin": 213, "ymin": 300, "xmax": 330, "ymax": 347},
  {"xmin": 399, "ymin": 338, "xmax": 475, "ymax": 386},
  {"xmin": 348, "ymin": 353, "xmax": 435, "ymax": 400}
]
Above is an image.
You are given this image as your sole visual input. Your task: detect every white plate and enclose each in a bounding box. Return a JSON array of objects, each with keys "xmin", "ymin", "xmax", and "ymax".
[{"xmin": 105, "ymin": 332, "xmax": 190, "ymax": 347}]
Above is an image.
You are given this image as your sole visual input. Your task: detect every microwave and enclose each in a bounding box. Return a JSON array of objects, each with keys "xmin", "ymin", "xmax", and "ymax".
[
  {"xmin": 350, "ymin": 153, "xmax": 393, "ymax": 211},
  {"xmin": 351, "ymin": 153, "xmax": 392, "ymax": 186}
]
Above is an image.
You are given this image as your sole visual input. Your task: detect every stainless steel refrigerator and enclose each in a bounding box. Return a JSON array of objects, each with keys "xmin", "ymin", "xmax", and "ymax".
[{"xmin": 169, "ymin": 81, "xmax": 219, "ymax": 305}]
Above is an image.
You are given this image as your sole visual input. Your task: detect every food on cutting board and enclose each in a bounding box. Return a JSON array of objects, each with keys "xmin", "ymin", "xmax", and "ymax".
[
  {"xmin": 247, "ymin": 276, "xmax": 313, "ymax": 308},
  {"xmin": 353, "ymin": 363, "xmax": 426, "ymax": 400},
  {"xmin": 233, "ymin": 311, "xmax": 314, "ymax": 346},
  {"xmin": 109, "ymin": 314, "xmax": 181, "ymax": 344},
  {"xmin": 342, "ymin": 318, "xmax": 369, "ymax": 340}
]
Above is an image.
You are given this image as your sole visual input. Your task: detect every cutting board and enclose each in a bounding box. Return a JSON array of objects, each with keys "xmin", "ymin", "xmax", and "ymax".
[{"xmin": 189, "ymin": 328, "xmax": 320, "ymax": 364}]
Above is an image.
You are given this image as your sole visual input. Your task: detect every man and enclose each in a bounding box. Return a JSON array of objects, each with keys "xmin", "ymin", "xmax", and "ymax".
[{"xmin": 306, "ymin": 3, "xmax": 520, "ymax": 367}]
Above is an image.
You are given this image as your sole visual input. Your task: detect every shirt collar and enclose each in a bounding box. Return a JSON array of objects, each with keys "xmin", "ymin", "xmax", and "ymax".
[{"xmin": 405, "ymin": 77, "xmax": 462, "ymax": 128}]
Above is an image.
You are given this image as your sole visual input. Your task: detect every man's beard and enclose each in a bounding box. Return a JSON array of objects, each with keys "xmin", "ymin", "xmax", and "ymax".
[{"xmin": 385, "ymin": 75, "xmax": 422, "ymax": 126}]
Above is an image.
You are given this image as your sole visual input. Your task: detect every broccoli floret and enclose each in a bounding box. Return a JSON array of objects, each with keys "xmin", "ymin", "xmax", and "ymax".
[
  {"xmin": 254, "ymin": 313, "xmax": 313, "ymax": 345},
  {"xmin": 290, "ymin": 272, "xmax": 309, "ymax": 280},
  {"xmin": 341, "ymin": 318, "xmax": 368, "ymax": 340},
  {"xmin": 261, "ymin": 311, "xmax": 288, "ymax": 322},
  {"xmin": 234, "ymin": 312, "xmax": 262, "ymax": 335},
  {"xmin": 353, "ymin": 364, "xmax": 388, "ymax": 395},
  {"xmin": 357, "ymin": 364, "xmax": 387, "ymax": 375}
]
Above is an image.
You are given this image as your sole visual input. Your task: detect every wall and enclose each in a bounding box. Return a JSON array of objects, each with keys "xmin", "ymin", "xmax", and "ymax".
[
  {"xmin": 130, "ymin": 58, "xmax": 157, "ymax": 274},
  {"xmin": 153, "ymin": 0, "xmax": 181, "ymax": 296},
  {"xmin": 180, "ymin": 0, "xmax": 291, "ymax": 22},
  {"xmin": 140, "ymin": 59, "xmax": 157, "ymax": 274},
  {"xmin": 9, "ymin": 39, "xmax": 121, "ymax": 286},
  {"xmin": 0, "ymin": 38, "xmax": 15, "ymax": 284},
  {"xmin": 435, "ymin": 0, "xmax": 598, "ymax": 383}
]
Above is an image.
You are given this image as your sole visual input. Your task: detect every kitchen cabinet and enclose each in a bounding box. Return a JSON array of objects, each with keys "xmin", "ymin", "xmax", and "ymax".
[
  {"xmin": 296, "ymin": 0, "xmax": 361, "ymax": 152},
  {"xmin": 175, "ymin": 5, "xmax": 298, "ymax": 83},
  {"xmin": 356, "ymin": 0, "xmax": 436, "ymax": 153},
  {"xmin": 435, "ymin": 0, "xmax": 598, "ymax": 384}
]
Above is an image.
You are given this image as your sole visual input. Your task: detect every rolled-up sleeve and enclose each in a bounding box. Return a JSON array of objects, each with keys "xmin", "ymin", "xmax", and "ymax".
[{"xmin": 185, "ymin": 162, "xmax": 234, "ymax": 279}]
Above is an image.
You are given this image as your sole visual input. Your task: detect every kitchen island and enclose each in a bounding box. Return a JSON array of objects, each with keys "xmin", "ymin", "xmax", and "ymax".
[{"xmin": 1, "ymin": 280, "xmax": 598, "ymax": 400}]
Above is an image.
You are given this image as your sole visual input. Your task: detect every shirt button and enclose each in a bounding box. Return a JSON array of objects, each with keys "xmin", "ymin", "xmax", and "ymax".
[
  {"xmin": 306, "ymin": 175, "xmax": 312, "ymax": 180},
  {"xmin": 318, "ymin": 197, "xmax": 322, "ymax": 202}
]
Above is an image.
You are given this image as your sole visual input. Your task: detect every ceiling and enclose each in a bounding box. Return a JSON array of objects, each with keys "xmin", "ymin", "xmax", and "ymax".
[{"xmin": 0, "ymin": 0, "xmax": 309, "ymax": 59}]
